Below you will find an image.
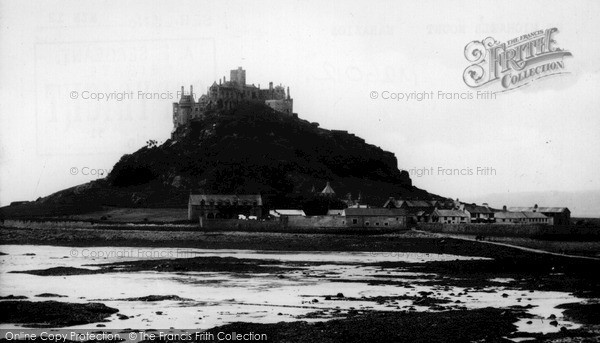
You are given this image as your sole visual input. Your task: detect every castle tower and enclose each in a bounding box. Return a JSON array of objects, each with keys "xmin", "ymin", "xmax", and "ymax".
[
  {"xmin": 173, "ymin": 84, "xmax": 195, "ymax": 130},
  {"xmin": 230, "ymin": 67, "xmax": 246, "ymax": 87}
]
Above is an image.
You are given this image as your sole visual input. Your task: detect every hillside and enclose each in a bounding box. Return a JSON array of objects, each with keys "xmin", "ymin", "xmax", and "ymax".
[{"xmin": 1, "ymin": 103, "xmax": 440, "ymax": 218}]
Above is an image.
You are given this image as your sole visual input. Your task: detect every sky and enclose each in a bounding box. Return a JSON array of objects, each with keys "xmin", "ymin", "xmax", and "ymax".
[{"xmin": 1, "ymin": 0, "xmax": 599, "ymax": 215}]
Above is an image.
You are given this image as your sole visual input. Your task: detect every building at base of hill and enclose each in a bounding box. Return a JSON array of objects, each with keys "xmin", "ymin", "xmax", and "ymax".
[
  {"xmin": 431, "ymin": 209, "xmax": 469, "ymax": 224},
  {"xmin": 188, "ymin": 194, "xmax": 263, "ymax": 221},
  {"xmin": 269, "ymin": 209, "xmax": 306, "ymax": 218},
  {"xmin": 507, "ymin": 205, "xmax": 570, "ymax": 226},
  {"xmin": 495, "ymin": 210, "xmax": 552, "ymax": 225},
  {"xmin": 342, "ymin": 208, "xmax": 407, "ymax": 228}
]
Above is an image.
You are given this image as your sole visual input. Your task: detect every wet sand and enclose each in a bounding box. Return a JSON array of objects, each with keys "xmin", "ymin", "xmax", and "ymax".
[{"xmin": 1, "ymin": 228, "xmax": 599, "ymax": 342}]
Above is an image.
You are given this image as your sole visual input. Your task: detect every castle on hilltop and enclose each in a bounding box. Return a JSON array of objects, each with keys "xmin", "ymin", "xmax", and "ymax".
[{"xmin": 172, "ymin": 67, "xmax": 294, "ymax": 138}]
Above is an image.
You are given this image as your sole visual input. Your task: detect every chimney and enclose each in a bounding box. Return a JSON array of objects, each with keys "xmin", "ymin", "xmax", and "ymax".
[
  {"xmin": 269, "ymin": 82, "xmax": 273, "ymax": 90},
  {"xmin": 287, "ymin": 86, "xmax": 290, "ymax": 99},
  {"xmin": 534, "ymin": 204, "xmax": 538, "ymax": 212},
  {"xmin": 219, "ymin": 79, "xmax": 222, "ymax": 85},
  {"xmin": 190, "ymin": 85, "xmax": 193, "ymax": 98},
  {"xmin": 503, "ymin": 205, "xmax": 507, "ymax": 211},
  {"xmin": 181, "ymin": 86, "xmax": 184, "ymax": 96},
  {"xmin": 224, "ymin": 76, "xmax": 226, "ymax": 83}
]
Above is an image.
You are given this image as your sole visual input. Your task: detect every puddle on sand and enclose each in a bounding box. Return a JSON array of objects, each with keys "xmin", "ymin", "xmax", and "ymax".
[
  {"xmin": 506, "ymin": 337, "xmax": 537, "ymax": 342},
  {"xmin": 0, "ymin": 245, "xmax": 587, "ymax": 334},
  {"xmin": 489, "ymin": 277, "xmax": 515, "ymax": 284}
]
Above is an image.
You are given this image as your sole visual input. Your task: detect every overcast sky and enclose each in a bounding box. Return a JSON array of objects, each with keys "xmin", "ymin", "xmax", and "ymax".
[{"xmin": 1, "ymin": 0, "xmax": 599, "ymax": 215}]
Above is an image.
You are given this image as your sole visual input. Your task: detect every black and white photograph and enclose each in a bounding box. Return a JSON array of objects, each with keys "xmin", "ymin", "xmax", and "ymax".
[{"xmin": 1, "ymin": 1, "xmax": 599, "ymax": 342}]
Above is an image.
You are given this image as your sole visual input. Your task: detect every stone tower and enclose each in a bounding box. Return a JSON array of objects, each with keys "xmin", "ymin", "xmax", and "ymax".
[
  {"xmin": 172, "ymin": 85, "xmax": 195, "ymax": 132},
  {"xmin": 230, "ymin": 67, "xmax": 246, "ymax": 88}
]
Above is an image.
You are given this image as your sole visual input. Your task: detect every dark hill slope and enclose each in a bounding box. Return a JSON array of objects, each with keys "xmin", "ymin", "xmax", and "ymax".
[{"xmin": 1, "ymin": 103, "xmax": 439, "ymax": 218}]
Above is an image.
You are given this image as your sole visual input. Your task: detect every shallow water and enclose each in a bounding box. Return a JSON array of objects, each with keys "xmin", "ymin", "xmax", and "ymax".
[{"xmin": 0, "ymin": 245, "xmax": 585, "ymax": 334}]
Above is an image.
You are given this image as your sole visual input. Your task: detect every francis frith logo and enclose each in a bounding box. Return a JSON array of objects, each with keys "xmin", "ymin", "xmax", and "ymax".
[{"xmin": 463, "ymin": 28, "xmax": 572, "ymax": 92}]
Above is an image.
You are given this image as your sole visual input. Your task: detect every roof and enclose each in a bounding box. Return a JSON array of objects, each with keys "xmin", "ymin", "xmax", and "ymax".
[
  {"xmin": 464, "ymin": 204, "xmax": 494, "ymax": 214},
  {"xmin": 321, "ymin": 182, "xmax": 335, "ymax": 195},
  {"xmin": 189, "ymin": 194, "xmax": 262, "ymax": 206},
  {"xmin": 522, "ymin": 212, "xmax": 549, "ymax": 219},
  {"xmin": 495, "ymin": 212, "xmax": 527, "ymax": 219},
  {"xmin": 270, "ymin": 209, "xmax": 306, "ymax": 217},
  {"xmin": 344, "ymin": 208, "xmax": 408, "ymax": 217},
  {"xmin": 383, "ymin": 197, "xmax": 402, "ymax": 208},
  {"xmin": 415, "ymin": 210, "xmax": 431, "ymax": 217},
  {"xmin": 495, "ymin": 211, "xmax": 548, "ymax": 219},
  {"xmin": 433, "ymin": 209, "xmax": 468, "ymax": 217},
  {"xmin": 347, "ymin": 204, "xmax": 369, "ymax": 208},
  {"xmin": 403, "ymin": 200, "xmax": 434, "ymax": 208},
  {"xmin": 383, "ymin": 198, "xmax": 435, "ymax": 209},
  {"xmin": 327, "ymin": 209, "xmax": 345, "ymax": 216},
  {"xmin": 508, "ymin": 207, "xmax": 569, "ymax": 213}
]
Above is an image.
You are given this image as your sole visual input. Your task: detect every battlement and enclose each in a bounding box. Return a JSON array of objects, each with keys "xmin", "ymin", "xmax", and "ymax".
[{"xmin": 172, "ymin": 67, "xmax": 294, "ymax": 139}]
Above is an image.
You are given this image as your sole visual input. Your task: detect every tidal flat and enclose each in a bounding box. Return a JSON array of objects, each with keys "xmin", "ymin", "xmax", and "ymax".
[{"xmin": 0, "ymin": 228, "xmax": 599, "ymax": 342}]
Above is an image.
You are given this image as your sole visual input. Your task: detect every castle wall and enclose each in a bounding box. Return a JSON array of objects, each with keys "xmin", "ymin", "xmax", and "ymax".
[
  {"xmin": 172, "ymin": 103, "xmax": 190, "ymax": 127},
  {"xmin": 284, "ymin": 215, "xmax": 346, "ymax": 228},
  {"xmin": 265, "ymin": 99, "xmax": 293, "ymax": 115}
]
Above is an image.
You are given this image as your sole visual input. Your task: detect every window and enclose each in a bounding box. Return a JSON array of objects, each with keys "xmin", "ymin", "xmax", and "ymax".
[
  {"xmin": 375, "ymin": 222, "xmax": 380, "ymax": 226},
  {"xmin": 365, "ymin": 221, "xmax": 370, "ymax": 226},
  {"xmin": 352, "ymin": 219, "xmax": 358, "ymax": 224},
  {"xmin": 384, "ymin": 222, "xmax": 389, "ymax": 226}
]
